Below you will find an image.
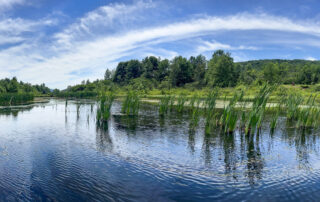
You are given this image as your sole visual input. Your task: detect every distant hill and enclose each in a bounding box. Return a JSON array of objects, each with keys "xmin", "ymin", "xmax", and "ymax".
[{"xmin": 237, "ymin": 59, "xmax": 320, "ymax": 70}]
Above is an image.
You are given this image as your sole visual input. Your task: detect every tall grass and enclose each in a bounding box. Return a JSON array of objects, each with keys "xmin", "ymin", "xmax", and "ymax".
[
  {"xmin": 121, "ymin": 91, "xmax": 140, "ymax": 115},
  {"xmin": 244, "ymin": 84, "xmax": 275, "ymax": 135},
  {"xmin": 270, "ymin": 105, "xmax": 281, "ymax": 132},
  {"xmin": 176, "ymin": 95, "xmax": 187, "ymax": 113},
  {"xmin": 204, "ymin": 90, "xmax": 219, "ymax": 134},
  {"xmin": 286, "ymin": 93, "xmax": 303, "ymax": 121},
  {"xmin": 296, "ymin": 94, "xmax": 320, "ymax": 129},
  {"xmin": 219, "ymin": 91, "xmax": 243, "ymax": 134},
  {"xmin": 189, "ymin": 95, "xmax": 202, "ymax": 130},
  {"xmin": 169, "ymin": 95, "xmax": 176, "ymax": 112},
  {"xmin": 97, "ymin": 92, "xmax": 115, "ymax": 124},
  {"xmin": 159, "ymin": 95, "xmax": 170, "ymax": 116},
  {"xmin": 0, "ymin": 93, "xmax": 34, "ymax": 105}
]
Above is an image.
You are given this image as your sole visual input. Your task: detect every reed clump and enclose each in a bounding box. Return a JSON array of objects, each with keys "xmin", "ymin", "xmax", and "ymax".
[
  {"xmin": 176, "ymin": 95, "xmax": 187, "ymax": 113},
  {"xmin": 159, "ymin": 95, "xmax": 171, "ymax": 116},
  {"xmin": 285, "ymin": 93, "xmax": 303, "ymax": 121},
  {"xmin": 121, "ymin": 91, "xmax": 140, "ymax": 116},
  {"xmin": 244, "ymin": 84, "xmax": 275, "ymax": 135},
  {"xmin": 296, "ymin": 94, "xmax": 320, "ymax": 129},
  {"xmin": 97, "ymin": 92, "xmax": 115, "ymax": 123},
  {"xmin": 189, "ymin": 95, "xmax": 202, "ymax": 130}
]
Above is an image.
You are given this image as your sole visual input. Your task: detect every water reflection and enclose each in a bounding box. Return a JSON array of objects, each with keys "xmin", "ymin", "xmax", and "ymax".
[
  {"xmin": 2, "ymin": 99, "xmax": 320, "ymax": 201},
  {"xmin": 96, "ymin": 122, "xmax": 113, "ymax": 153}
]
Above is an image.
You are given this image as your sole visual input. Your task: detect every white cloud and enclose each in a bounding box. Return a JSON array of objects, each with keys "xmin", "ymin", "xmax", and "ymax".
[
  {"xmin": 54, "ymin": 0, "xmax": 155, "ymax": 49},
  {"xmin": 196, "ymin": 40, "xmax": 257, "ymax": 53},
  {"xmin": 2, "ymin": 1, "xmax": 320, "ymax": 88},
  {"xmin": 306, "ymin": 56, "xmax": 317, "ymax": 61},
  {"xmin": 0, "ymin": 0, "xmax": 25, "ymax": 9}
]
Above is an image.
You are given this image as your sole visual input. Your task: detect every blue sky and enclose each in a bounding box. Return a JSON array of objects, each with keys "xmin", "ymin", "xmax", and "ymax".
[{"xmin": 0, "ymin": 0, "xmax": 320, "ymax": 88}]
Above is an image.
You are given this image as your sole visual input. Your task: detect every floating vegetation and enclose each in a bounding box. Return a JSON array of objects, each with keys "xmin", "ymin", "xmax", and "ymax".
[
  {"xmin": 121, "ymin": 91, "xmax": 140, "ymax": 116},
  {"xmin": 97, "ymin": 92, "xmax": 115, "ymax": 124}
]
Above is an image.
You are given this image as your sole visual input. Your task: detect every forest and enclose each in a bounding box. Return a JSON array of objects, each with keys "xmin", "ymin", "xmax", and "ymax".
[{"xmin": 60, "ymin": 50, "xmax": 320, "ymax": 98}]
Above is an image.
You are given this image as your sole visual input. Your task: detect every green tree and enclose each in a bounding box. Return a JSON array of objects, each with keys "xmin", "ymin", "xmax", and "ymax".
[
  {"xmin": 142, "ymin": 56, "xmax": 159, "ymax": 79},
  {"xmin": 262, "ymin": 62, "xmax": 280, "ymax": 83},
  {"xmin": 104, "ymin": 69, "xmax": 112, "ymax": 80},
  {"xmin": 169, "ymin": 56, "xmax": 193, "ymax": 87},
  {"xmin": 157, "ymin": 59, "xmax": 169, "ymax": 82},
  {"xmin": 205, "ymin": 50, "xmax": 236, "ymax": 87},
  {"xmin": 189, "ymin": 55, "xmax": 206, "ymax": 86}
]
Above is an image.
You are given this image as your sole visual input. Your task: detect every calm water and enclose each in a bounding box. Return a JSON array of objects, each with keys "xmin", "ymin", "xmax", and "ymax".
[{"xmin": 1, "ymin": 99, "xmax": 320, "ymax": 201}]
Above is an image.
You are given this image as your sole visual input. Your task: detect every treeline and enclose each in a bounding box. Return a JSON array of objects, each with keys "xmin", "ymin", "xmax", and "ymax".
[
  {"xmin": 0, "ymin": 77, "xmax": 51, "ymax": 94},
  {"xmin": 61, "ymin": 50, "xmax": 320, "ymax": 95},
  {"xmin": 0, "ymin": 77, "xmax": 51, "ymax": 105}
]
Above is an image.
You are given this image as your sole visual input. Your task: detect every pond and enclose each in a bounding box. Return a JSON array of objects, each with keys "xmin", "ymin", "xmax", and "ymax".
[{"xmin": 1, "ymin": 98, "xmax": 320, "ymax": 201}]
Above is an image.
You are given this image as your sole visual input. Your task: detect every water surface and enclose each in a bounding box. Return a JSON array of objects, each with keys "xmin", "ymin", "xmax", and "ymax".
[{"xmin": 1, "ymin": 99, "xmax": 320, "ymax": 201}]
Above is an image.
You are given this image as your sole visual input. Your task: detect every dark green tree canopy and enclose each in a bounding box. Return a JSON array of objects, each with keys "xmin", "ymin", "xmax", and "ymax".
[{"xmin": 206, "ymin": 50, "xmax": 236, "ymax": 87}]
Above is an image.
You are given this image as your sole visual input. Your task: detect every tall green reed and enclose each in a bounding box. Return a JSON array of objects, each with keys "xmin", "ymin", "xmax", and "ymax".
[{"xmin": 121, "ymin": 91, "xmax": 140, "ymax": 116}]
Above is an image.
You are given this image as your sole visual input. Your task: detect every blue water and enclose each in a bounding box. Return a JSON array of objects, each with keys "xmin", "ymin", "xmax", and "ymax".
[{"xmin": 1, "ymin": 99, "xmax": 320, "ymax": 201}]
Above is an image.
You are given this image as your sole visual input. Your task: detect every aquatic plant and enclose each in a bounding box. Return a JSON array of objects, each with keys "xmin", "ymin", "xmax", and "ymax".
[
  {"xmin": 189, "ymin": 95, "xmax": 202, "ymax": 130},
  {"xmin": 270, "ymin": 105, "xmax": 281, "ymax": 132},
  {"xmin": 0, "ymin": 93, "xmax": 34, "ymax": 105},
  {"xmin": 176, "ymin": 95, "xmax": 187, "ymax": 113},
  {"xmin": 244, "ymin": 84, "xmax": 275, "ymax": 135},
  {"xmin": 97, "ymin": 92, "xmax": 115, "ymax": 123},
  {"xmin": 169, "ymin": 95, "xmax": 176, "ymax": 112},
  {"xmin": 121, "ymin": 91, "xmax": 140, "ymax": 116},
  {"xmin": 204, "ymin": 90, "xmax": 219, "ymax": 114},
  {"xmin": 65, "ymin": 99, "xmax": 68, "ymax": 113},
  {"xmin": 219, "ymin": 91, "xmax": 243, "ymax": 134},
  {"xmin": 296, "ymin": 94, "xmax": 320, "ymax": 129},
  {"xmin": 286, "ymin": 93, "xmax": 303, "ymax": 121},
  {"xmin": 159, "ymin": 95, "xmax": 170, "ymax": 116}
]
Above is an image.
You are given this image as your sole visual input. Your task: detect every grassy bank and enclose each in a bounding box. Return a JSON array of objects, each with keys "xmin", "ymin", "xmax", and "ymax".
[{"xmin": 0, "ymin": 93, "xmax": 34, "ymax": 105}]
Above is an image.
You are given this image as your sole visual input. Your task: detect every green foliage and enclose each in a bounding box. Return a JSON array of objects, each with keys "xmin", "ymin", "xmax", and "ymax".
[
  {"xmin": 176, "ymin": 94, "xmax": 187, "ymax": 113},
  {"xmin": 0, "ymin": 93, "xmax": 34, "ymax": 105},
  {"xmin": 97, "ymin": 92, "xmax": 115, "ymax": 124},
  {"xmin": 206, "ymin": 50, "xmax": 236, "ymax": 87},
  {"xmin": 121, "ymin": 91, "xmax": 140, "ymax": 115},
  {"xmin": 159, "ymin": 95, "xmax": 171, "ymax": 116},
  {"xmin": 169, "ymin": 56, "xmax": 193, "ymax": 87},
  {"xmin": 0, "ymin": 77, "xmax": 50, "ymax": 95}
]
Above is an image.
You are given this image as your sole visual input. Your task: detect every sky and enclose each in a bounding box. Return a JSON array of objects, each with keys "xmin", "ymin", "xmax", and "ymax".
[{"xmin": 1, "ymin": 0, "xmax": 320, "ymax": 89}]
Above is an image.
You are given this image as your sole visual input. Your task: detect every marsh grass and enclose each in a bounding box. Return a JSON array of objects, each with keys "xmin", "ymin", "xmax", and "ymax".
[
  {"xmin": 270, "ymin": 105, "xmax": 281, "ymax": 133},
  {"xmin": 296, "ymin": 94, "xmax": 320, "ymax": 129},
  {"xmin": 0, "ymin": 93, "xmax": 34, "ymax": 105},
  {"xmin": 218, "ymin": 91, "xmax": 244, "ymax": 134},
  {"xmin": 169, "ymin": 95, "xmax": 176, "ymax": 112},
  {"xmin": 176, "ymin": 95, "xmax": 187, "ymax": 113},
  {"xmin": 159, "ymin": 95, "xmax": 170, "ymax": 116},
  {"xmin": 121, "ymin": 91, "xmax": 140, "ymax": 116},
  {"xmin": 286, "ymin": 93, "xmax": 303, "ymax": 121},
  {"xmin": 189, "ymin": 95, "xmax": 202, "ymax": 130},
  {"xmin": 97, "ymin": 92, "xmax": 115, "ymax": 124},
  {"xmin": 244, "ymin": 84, "xmax": 275, "ymax": 135}
]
